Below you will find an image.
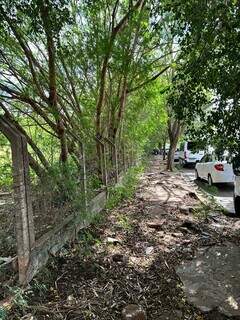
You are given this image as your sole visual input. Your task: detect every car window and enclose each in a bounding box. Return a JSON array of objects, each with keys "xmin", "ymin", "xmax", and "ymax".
[
  {"xmin": 200, "ymin": 155, "xmax": 207, "ymax": 163},
  {"xmin": 201, "ymin": 154, "xmax": 211, "ymax": 163},
  {"xmin": 187, "ymin": 141, "xmax": 197, "ymax": 151},
  {"xmin": 180, "ymin": 142, "xmax": 184, "ymax": 151}
]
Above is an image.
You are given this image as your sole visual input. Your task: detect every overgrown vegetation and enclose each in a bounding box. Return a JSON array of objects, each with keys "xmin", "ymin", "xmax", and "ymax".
[
  {"xmin": 1, "ymin": 3, "xmax": 240, "ymax": 317},
  {"xmin": 107, "ymin": 165, "xmax": 144, "ymax": 209}
]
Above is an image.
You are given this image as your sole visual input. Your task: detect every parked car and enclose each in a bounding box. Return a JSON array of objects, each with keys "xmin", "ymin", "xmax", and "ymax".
[
  {"xmin": 152, "ymin": 148, "xmax": 160, "ymax": 155},
  {"xmin": 232, "ymin": 157, "xmax": 240, "ymax": 216},
  {"xmin": 195, "ymin": 153, "xmax": 234, "ymax": 185},
  {"xmin": 234, "ymin": 176, "xmax": 240, "ymax": 216},
  {"xmin": 174, "ymin": 149, "xmax": 180, "ymax": 162},
  {"xmin": 179, "ymin": 141, "xmax": 204, "ymax": 166}
]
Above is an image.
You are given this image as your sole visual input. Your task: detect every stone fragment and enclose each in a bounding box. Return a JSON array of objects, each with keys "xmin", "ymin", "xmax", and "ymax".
[
  {"xmin": 147, "ymin": 220, "xmax": 165, "ymax": 230},
  {"xmin": 179, "ymin": 205, "xmax": 193, "ymax": 215},
  {"xmin": 112, "ymin": 253, "xmax": 126, "ymax": 263},
  {"xmin": 176, "ymin": 243, "xmax": 240, "ymax": 317},
  {"xmin": 106, "ymin": 237, "xmax": 121, "ymax": 244},
  {"xmin": 145, "ymin": 246, "xmax": 154, "ymax": 255},
  {"xmin": 122, "ymin": 304, "xmax": 146, "ymax": 320},
  {"xmin": 181, "ymin": 220, "xmax": 200, "ymax": 233},
  {"xmin": 21, "ymin": 314, "xmax": 36, "ymax": 320}
]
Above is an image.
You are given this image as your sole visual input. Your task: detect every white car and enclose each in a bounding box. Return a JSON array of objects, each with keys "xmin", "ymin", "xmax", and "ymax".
[
  {"xmin": 174, "ymin": 149, "xmax": 180, "ymax": 162},
  {"xmin": 233, "ymin": 160, "xmax": 240, "ymax": 216},
  {"xmin": 195, "ymin": 153, "xmax": 234, "ymax": 185},
  {"xmin": 234, "ymin": 176, "xmax": 240, "ymax": 216},
  {"xmin": 179, "ymin": 141, "xmax": 205, "ymax": 166}
]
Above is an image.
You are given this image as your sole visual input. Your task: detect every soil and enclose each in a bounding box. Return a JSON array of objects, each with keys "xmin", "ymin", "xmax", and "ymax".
[{"xmin": 7, "ymin": 157, "xmax": 240, "ymax": 320}]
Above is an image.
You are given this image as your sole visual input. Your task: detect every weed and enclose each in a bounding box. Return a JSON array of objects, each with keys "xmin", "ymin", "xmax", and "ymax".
[
  {"xmin": 0, "ymin": 307, "xmax": 7, "ymax": 320},
  {"xmin": 202, "ymin": 184, "xmax": 219, "ymax": 196},
  {"xmin": 117, "ymin": 214, "xmax": 132, "ymax": 231},
  {"xmin": 107, "ymin": 165, "xmax": 144, "ymax": 209},
  {"xmin": 192, "ymin": 199, "xmax": 224, "ymax": 219},
  {"xmin": 30, "ymin": 279, "xmax": 48, "ymax": 297},
  {"xmin": 5, "ymin": 286, "xmax": 28, "ymax": 310},
  {"xmin": 76, "ymin": 230, "xmax": 101, "ymax": 257}
]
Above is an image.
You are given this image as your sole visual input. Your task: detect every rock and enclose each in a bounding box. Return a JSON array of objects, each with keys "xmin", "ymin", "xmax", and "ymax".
[
  {"xmin": 181, "ymin": 220, "xmax": 200, "ymax": 233},
  {"xmin": 174, "ymin": 309, "xmax": 183, "ymax": 319},
  {"xmin": 21, "ymin": 314, "xmax": 36, "ymax": 320},
  {"xmin": 122, "ymin": 304, "xmax": 146, "ymax": 320},
  {"xmin": 145, "ymin": 246, "xmax": 154, "ymax": 255},
  {"xmin": 233, "ymin": 220, "xmax": 240, "ymax": 231},
  {"xmin": 187, "ymin": 191, "xmax": 198, "ymax": 199},
  {"xmin": 179, "ymin": 205, "xmax": 193, "ymax": 215},
  {"xmin": 176, "ymin": 243, "xmax": 240, "ymax": 317},
  {"xmin": 106, "ymin": 237, "xmax": 121, "ymax": 245},
  {"xmin": 171, "ymin": 232, "xmax": 182, "ymax": 238},
  {"xmin": 179, "ymin": 227, "xmax": 190, "ymax": 234},
  {"xmin": 112, "ymin": 253, "xmax": 127, "ymax": 263},
  {"xmin": 147, "ymin": 220, "xmax": 165, "ymax": 230},
  {"xmin": 147, "ymin": 206, "xmax": 167, "ymax": 217},
  {"xmin": 67, "ymin": 294, "xmax": 77, "ymax": 305}
]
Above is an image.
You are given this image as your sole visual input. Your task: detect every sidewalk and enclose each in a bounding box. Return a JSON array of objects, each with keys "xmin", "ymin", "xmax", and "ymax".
[{"xmin": 13, "ymin": 156, "xmax": 240, "ymax": 320}]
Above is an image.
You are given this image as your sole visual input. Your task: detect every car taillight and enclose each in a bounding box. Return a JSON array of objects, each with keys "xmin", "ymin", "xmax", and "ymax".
[
  {"xmin": 214, "ymin": 164, "xmax": 224, "ymax": 171},
  {"xmin": 184, "ymin": 151, "xmax": 187, "ymax": 159}
]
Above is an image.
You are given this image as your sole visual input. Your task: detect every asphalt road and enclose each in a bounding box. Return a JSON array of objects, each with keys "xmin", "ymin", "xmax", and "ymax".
[{"xmin": 180, "ymin": 166, "xmax": 235, "ymax": 214}]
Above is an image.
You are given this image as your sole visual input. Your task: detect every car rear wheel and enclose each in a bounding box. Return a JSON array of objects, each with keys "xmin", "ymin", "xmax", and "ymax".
[
  {"xmin": 208, "ymin": 174, "xmax": 213, "ymax": 186},
  {"xmin": 234, "ymin": 195, "xmax": 240, "ymax": 217},
  {"xmin": 180, "ymin": 159, "xmax": 186, "ymax": 168},
  {"xmin": 195, "ymin": 169, "xmax": 200, "ymax": 180}
]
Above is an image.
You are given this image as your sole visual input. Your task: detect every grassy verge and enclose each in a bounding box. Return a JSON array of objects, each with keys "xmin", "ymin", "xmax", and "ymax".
[{"xmin": 106, "ymin": 165, "xmax": 144, "ymax": 209}]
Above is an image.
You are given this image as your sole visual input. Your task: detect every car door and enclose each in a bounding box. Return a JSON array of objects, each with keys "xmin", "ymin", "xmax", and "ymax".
[
  {"xmin": 204, "ymin": 154, "xmax": 214, "ymax": 180},
  {"xmin": 197, "ymin": 154, "xmax": 208, "ymax": 178},
  {"xmin": 200, "ymin": 154, "xmax": 211, "ymax": 180}
]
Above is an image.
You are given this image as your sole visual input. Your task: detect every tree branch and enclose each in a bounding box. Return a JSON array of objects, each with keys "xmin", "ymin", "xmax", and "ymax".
[{"xmin": 127, "ymin": 65, "xmax": 170, "ymax": 93}]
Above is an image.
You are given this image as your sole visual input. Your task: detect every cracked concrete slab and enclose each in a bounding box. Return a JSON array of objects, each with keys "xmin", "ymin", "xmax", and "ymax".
[{"xmin": 176, "ymin": 243, "xmax": 240, "ymax": 317}]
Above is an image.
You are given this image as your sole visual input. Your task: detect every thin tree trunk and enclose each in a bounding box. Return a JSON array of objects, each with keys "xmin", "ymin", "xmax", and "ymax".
[
  {"xmin": 40, "ymin": 1, "xmax": 68, "ymax": 163},
  {"xmin": 166, "ymin": 119, "xmax": 182, "ymax": 171},
  {"xmin": 166, "ymin": 141, "xmax": 177, "ymax": 171},
  {"xmin": 163, "ymin": 138, "xmax": 167, "ymax": 160},
  {"xmin": 95, "ymin": 0, "xmax": 145, "ymax": 176},
  {"xmin": 2, "ymin": 110, "xmax": 49, "ymax": 170}
]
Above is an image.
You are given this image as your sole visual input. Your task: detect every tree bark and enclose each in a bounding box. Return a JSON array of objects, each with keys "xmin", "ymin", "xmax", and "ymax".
[
  {"xmin": 1, "ymin": 108, "xmax": 49, "ymax": 171},
  {"xmin": 95, "ymin": 0, "xmax": 145, "ymax": 177},
  {"xmin": 40, "ymin": 0, "xmax": 68, "ymax": 163},
  {"xmin": 166, "ymin": 119, "xmax": 182, "ymax": 171}
]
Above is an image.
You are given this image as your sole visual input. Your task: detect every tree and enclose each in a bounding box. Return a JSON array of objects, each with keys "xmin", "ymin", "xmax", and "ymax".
[
  {"xmin": 0, "ymin": 0, "xmax": 173, "ymax": 183},
  {"xmin": 163, "ymin": 0, "xmax": 240, "ymax": 155}
]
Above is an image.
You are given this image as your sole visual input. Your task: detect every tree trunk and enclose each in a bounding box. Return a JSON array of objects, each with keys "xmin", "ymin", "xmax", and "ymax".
[
  {"xmin": 166, "ymin": 141, "xmax": 177, "ymax": 171},
  {"xmin": 40, "ymin": 1, "xmax": 68, "ymax": 163},
  {"xmin": 163, "ymin": 138, "xmax": 166, "ymax": 160},
  {"xmin": 166, "ymin": 119, "xmax": 182, "ymax": 171},
  {"xmin": 2, "ymin": 110, "xmax": 49, "ymax": 171}
]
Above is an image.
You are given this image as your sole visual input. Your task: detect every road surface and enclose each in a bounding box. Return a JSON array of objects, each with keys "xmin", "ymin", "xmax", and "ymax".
[{"xmin": 180, "ymin": 167, "xmax": 235, "ymax": 214}]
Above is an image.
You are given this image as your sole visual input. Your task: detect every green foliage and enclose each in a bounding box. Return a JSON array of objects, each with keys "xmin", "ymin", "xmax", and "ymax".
[
  {"xmin": 163, "ymin": 0, "xmax": 240, "ymax": 154},
  {"xmin": 0, "ymin": 307, "xmax": 7, "ymax": 320},
  {"xmin": 77, "ymin": 230, "xmax": 102, "ymax": 257},
  {"xmin": 107, "ymin": 165, "xmax": 144, "ymax": 209},
  {"xmin": 30, "ymin": 279, "xmax": 48, "ymax": 298},
  {"xmin": 116, "ymin": 214, "xmax": 132, "ymax": 231},
  {"xmin": 36, "ymin": 159, "xmax": 85, "ymax": 212},
  {"xmin": 11, "ymin": 287, "xmax": 28, "ymax": 309},
  {"xmin": 201, "ymin": 184, "xmax": 219, "ymax": 196},
  {"xmin": 0, "ymin": 134, "xmax": 12, "ymax": 191}
]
